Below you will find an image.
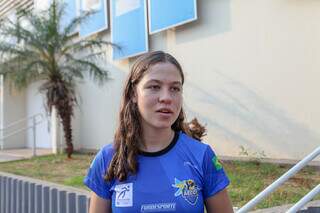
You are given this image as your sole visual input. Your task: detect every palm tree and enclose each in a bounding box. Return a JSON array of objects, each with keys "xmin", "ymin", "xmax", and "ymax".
[{"xmin": 0, "ymin": 0, "xmax": 112, "ymax": 158}]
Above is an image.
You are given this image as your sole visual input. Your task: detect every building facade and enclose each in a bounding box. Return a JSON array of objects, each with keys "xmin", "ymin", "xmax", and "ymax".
[{"xmin": 1, "ymin": 0, "xmax": 320, "ymax": 162}]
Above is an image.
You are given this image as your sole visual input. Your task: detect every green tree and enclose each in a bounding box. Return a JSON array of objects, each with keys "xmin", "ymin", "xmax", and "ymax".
[{"xmin": 0, "ymin": 0, "xmax": 112, "ymax": 158}]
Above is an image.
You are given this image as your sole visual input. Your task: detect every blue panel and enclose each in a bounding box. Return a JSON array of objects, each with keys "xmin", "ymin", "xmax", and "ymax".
[
  {"xmin": 79, "ymin": 0, "xmax": 108, "ymax": 38},
  {"xmin": 149, "ymin": 0, "xmax": 197, "ymax": 34},
  {"xmin": 111, "ymin": 0, "xmax": 148, "ymax": 60},
  {"xmin": 60, "ymin": 0, "xmax": 77, "ymax": 33}
]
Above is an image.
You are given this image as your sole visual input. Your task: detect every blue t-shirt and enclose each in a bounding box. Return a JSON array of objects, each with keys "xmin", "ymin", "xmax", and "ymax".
[{"xmin": 84, "ymin": 131, "xmax": 230, "ymax": 212}]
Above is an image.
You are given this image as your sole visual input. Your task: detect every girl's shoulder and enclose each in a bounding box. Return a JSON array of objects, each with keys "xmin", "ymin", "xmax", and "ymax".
[
  {"xmin": 89, "ymin": 143, "xmax": 115, "ymax": 168},
  {"xmin": 100, "ymin": 143, "xmax": 115, "ymax": 156},
  {"xmin": 178, "ymin": 131, "xmax": 212, "ymax": 154}
]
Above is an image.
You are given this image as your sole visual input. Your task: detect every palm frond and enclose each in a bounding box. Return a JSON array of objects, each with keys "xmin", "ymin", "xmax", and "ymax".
[
  {"xmin": 0, "ymin": 55, "xmax": 50, "ymax": 90},
  {"xmin": 63, "ymin": 53, "xmax": 109, "ymax": 85},
  {"xmin": 0, "ymin": 0, "xmax": 113, "ymax": 158},
  {"xmin": 60, "ymin": 10, "xmax": 94, "ymax": 39}
]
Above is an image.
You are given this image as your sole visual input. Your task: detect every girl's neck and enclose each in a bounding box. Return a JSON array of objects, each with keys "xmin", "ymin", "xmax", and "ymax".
[{"xmin": 140, "ymin": 128, "xmax": 174, "ymax": 153}]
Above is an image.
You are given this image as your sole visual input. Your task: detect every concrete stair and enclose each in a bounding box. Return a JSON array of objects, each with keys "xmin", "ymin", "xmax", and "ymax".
[
  {"xmin": 297, "ymin": 206, "xmax": 320, "ymax": 213},
  {"xmin": 249, "ymin": 200, "xmax": 320, "ymax": 213}
]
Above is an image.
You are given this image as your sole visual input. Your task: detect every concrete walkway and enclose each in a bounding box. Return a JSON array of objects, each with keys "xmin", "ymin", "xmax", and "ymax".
[{"xmin": 0, "ymin": 148, "xmax": 52, "ymax": 162}]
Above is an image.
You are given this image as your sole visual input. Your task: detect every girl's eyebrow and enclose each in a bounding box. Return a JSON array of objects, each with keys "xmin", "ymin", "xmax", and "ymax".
[{"xmin": 146, "ymin": 79, "xmax": 182, "ymax": 85}]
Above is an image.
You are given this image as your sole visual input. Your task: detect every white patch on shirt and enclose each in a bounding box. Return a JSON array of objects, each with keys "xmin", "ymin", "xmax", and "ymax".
[
  {"xmin": 115, "ymin": 183, "xmax": 133, "ymax": 207},
  {"xmin": 140, "ymin": 202, "xmax": 176, "ymax": 212}
]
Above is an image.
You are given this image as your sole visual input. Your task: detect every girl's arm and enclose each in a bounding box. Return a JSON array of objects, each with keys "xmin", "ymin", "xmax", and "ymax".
[
  {"xmin": 205, "ymin": 189, "xmax": 234, "ymax": 213},
  {"xmin": 89, "ymin": 192, "xmax": 112, "ymax": 213}
]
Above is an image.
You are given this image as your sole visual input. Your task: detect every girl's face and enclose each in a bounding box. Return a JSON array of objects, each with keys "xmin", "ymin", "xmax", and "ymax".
[{"xmin": 133, "ymin": 62, "xmax": 183, "ymax": 133}]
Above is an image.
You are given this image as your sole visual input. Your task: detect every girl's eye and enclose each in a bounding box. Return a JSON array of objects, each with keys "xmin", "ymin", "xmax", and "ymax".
[
  {"xmin": 171, "ymin": 87, "xmax": 181, "ymax": 92},
  {"xmin": 149, "ymin": 85, "xmax": 160, "ymax": 90}
]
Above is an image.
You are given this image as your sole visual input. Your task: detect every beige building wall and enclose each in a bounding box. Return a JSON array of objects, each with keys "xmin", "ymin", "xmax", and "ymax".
[
  {"xmin": 75, "ymin": 36, "xmax": 129, "ymax": 150},
  {"xmin": 2, "ymin": 83, "xmax": 26, "ymax": 148},
  {"xmin": 25, "ymin": 82, "xmax": 51, "ymax": 148},
  {"xmin": 157, "ymin": 0, "xmax": 320, "ymax": 160},
  {"xmin": 0, "ymin": 0, "xmax": 52, "ymax": 150},
  {"xmin": 14, "ymin": 0, "xmax": 317, "ymax": 160},
  {"xmin": 78, "ymin": 0, "xmax": 320, "ymax": 161}
]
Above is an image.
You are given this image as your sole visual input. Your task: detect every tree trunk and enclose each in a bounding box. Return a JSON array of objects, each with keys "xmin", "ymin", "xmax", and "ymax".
[{"xmin": 56, "ymin": 99, "xmax": 74, "ymax": 158}]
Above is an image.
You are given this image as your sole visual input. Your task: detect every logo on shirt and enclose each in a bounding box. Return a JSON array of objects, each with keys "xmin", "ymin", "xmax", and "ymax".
[
  {"xmin": 115, "ymin": 183, "xmax": 133, "ymax": 207},
  {"xmin": 140, "ymin": 202, "xmax": 176, "ymax": 212},
  {"xmin": 172, "ymin": 178, "xmax": 200, "ymax": 205}
]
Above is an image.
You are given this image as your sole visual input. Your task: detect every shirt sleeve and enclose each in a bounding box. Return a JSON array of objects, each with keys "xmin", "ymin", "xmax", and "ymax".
[
  {"xmin": 83, "ymin": 146, "xmax": 113, "ymax": 200},
  {"xmin": 202, "ymin": 145, "xmax": 230, "ymax": 199}
]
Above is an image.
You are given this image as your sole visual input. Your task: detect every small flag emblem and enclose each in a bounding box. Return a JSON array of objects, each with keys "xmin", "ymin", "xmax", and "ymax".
[{"xmin": 212, "ymin": 156, "xmax": 223, "ymax": 170}]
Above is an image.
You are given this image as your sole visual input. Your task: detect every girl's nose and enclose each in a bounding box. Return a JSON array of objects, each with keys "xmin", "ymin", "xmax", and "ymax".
[{"xmin": 158, "ymin": 89, "xmax": 173, "ymax": 104}]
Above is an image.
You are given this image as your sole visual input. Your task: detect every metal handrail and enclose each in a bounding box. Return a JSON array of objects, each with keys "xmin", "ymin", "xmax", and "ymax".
[
  {"xmin": 237, "ymin": 146, "xmax": 320, "ymax": 213},
  {"xmin": 0, "ymin": 113, "xmax": 44, "ymax": 156},
  {"xmin": 287, "ymin": 184, "xmax": 320, "ymax": 213},
  {"xmin": 2, "ymin": 120, "xmax": 43, "ymax": 140},
  {"xmin": 0, "ymin": 113, "xmax": 43, "ymax": 131}
]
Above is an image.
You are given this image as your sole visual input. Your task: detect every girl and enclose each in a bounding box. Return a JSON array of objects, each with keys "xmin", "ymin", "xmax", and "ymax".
[{"xmin": 84, "ymin": 51, "xmax": 233, "ymax": 213}]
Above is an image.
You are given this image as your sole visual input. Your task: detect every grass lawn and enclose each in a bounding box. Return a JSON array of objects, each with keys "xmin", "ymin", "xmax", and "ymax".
[
  {"xmin": 0, "ymin": 153, "xmax": 319, "ymax": 210},
  {"xmin": 225, "ymin": 160, "xmax": 320, "ymax": 209}
]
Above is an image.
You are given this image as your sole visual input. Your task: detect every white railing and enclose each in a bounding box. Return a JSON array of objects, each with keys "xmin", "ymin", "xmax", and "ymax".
[
  {"xmin": 0, "ymin": 113, "xmax": 44, "ymax": 156},
  {"xmin": 237, "ymin": 146, "xmax": 320, "ymax": 213},
  {"xmin": 287, "ymin": 184, "xmax": 320, "ymax": 213}
]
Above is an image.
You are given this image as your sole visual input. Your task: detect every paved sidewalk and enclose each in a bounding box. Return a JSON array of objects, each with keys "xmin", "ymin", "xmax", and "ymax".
[{"xmin": 0, "ymin": 148, "xmax": 52, "ymax": 162}]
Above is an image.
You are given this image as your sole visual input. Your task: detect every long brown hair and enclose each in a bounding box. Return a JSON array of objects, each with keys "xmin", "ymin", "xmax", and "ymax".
[{"xmin": 105, "ymin": 51, "xmax": 205, "ymax": 182}]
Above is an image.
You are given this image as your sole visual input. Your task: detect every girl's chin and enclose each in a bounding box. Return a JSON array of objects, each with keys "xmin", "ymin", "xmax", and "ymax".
[
  {"xmin": 149, "ymin": 121, "xmax": 175, "ymax": 130},
  {"xmin": 141, "ymin": 116, "xmax": 177, "ymax": 131}
]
